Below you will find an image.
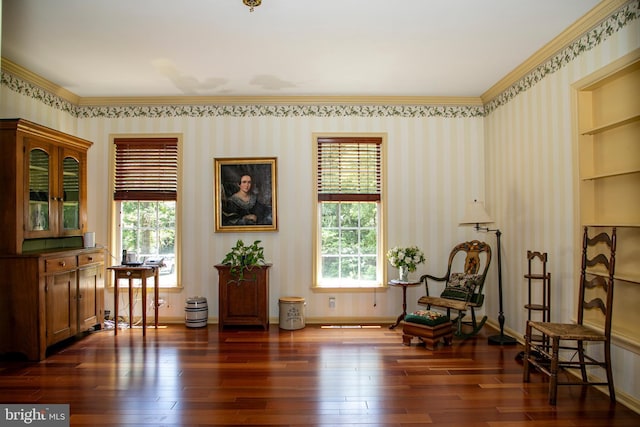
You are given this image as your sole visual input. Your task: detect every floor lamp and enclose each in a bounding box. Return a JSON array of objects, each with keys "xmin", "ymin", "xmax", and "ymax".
[{"xmin": 460, "ymin": 200, "xmax": 517, "ymax": 346}]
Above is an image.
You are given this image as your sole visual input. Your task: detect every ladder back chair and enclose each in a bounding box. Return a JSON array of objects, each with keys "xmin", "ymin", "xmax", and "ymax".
[
  {"xmin": 523, "ymin": 226, "xmax": 617, "ymax": 405},
  {"xmin": 417, "ymin": 240, "xmax": 491, "ymax": 339}
]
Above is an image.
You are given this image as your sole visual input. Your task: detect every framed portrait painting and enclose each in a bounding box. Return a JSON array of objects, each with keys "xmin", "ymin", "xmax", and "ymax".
[{"xmin": 214, "ymin": 157, "xmax": 278, "ymax": 232}]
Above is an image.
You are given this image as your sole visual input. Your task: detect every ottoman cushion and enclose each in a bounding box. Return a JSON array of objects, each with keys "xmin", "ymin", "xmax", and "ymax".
[{"xmin": 404, "ymin": 309, "xmax": 449, "ymax": 326}]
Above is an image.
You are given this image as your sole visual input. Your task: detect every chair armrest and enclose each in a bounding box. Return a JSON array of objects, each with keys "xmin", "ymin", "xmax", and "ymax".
[
  {"xmin": 419, "ymin": 273, "xmax": 448, "ymax": 297},
  {"xmin": 420, "ymin": 273, "xmax": 447, "ymax": 282}
]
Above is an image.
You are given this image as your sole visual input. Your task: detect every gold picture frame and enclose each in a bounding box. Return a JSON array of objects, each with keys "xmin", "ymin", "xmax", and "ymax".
[{"xmin": 214, "ymin": 157, "xmax": 277, "ymax": 232}]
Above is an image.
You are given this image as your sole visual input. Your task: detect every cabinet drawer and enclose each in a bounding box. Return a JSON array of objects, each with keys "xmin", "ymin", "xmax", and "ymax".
[
  {"xmin": 45, "ymin": 256, "xmax": 77, "ymax": 273},
  {"xmin": 79, "ymin": 251, "xmax": 104, "ymax": 266}
]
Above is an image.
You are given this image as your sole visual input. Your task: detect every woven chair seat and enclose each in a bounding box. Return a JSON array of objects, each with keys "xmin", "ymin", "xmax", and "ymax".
[{"xmin": 528, "ymin": 321, "xmax": 607, "ymax": 341}]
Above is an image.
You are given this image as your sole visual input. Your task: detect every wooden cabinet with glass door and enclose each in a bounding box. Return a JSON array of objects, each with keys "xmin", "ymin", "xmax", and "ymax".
[
  {"xmin": 0, "ymin": 119, "xmax": 100, "ymax": 360},
  {"xmin": 0, "ymin": 118, "xmax": 91, "ymax": 254}
]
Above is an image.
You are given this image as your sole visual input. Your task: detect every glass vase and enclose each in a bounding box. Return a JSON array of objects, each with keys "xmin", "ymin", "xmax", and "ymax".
[{"xmin": 398, "ymin": 266, "xmax": 409, "ymax": 282}]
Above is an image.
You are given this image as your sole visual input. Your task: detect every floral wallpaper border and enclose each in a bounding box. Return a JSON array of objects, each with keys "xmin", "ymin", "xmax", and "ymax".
[
  {"xmin": 484, "ymin": 0, "xmax": 639, "ymax": 115},
  {"xmin": 1, "ymin": 1, "xmax": 638, "ymax": 119}
]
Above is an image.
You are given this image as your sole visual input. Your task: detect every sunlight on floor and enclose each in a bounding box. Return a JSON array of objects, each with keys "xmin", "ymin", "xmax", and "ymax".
[{"xmin": 320, "ymin": 325, "xmax": 382, "ymax": 329}]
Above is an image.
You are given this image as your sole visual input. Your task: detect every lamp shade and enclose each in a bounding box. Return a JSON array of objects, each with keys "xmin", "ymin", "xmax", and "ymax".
[{"xmin": 460, "ymin": 200, "xmax": 494, "ymax": 225}]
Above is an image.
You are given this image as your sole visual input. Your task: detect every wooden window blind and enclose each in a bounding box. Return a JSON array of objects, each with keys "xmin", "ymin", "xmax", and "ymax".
[
  {"xmin": 114, "ymin": 137, "xmax": 178, "ymax": 201},
  {"xmin": 317, "ymin": 137, "xmax": 382, "ymax": 202}
]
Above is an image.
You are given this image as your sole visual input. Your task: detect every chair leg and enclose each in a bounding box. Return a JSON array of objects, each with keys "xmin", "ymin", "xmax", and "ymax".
[
  {"xmin": 454, "ymin": 312, "xmax": 463, "ymax": 336},
  {"xmin": 523, "ymin": 322, "xmax": 531, "ymax": 382},
  {"xmin": 447, "ymin": 308, "xmax": 463, "ymax": 337},
  {"xmin": 549, "ymin": 338, "xmax": 560, "ymax": 405},
  {"xmin": 604, "ymin": 341, "xmax": 616, "ymax": 402},
  {"xmin": 577, "ymin": 340, "xmax": 588, "ymax": 382}
]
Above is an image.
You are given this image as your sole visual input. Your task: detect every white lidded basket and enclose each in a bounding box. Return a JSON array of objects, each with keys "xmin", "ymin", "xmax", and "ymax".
[{"xmin": 279, "ymin": 297, "xmax": 305, "ymax": 330}]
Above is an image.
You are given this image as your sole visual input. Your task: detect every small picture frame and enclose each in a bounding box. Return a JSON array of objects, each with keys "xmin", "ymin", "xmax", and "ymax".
[{"xmin": 214, "ymin": 157, "xmax": 277, "ymax": 232}]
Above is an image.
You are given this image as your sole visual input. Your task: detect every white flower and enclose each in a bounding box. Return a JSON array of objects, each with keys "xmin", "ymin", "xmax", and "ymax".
[{"xmin": 386, "ymin": 245, "xmax": 425, "ymax": 272}]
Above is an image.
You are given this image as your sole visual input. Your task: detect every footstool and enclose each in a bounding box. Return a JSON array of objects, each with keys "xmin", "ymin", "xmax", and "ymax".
[{"xmin": 402, "ymin": 310, "xmax": 453, "ymax": 350}]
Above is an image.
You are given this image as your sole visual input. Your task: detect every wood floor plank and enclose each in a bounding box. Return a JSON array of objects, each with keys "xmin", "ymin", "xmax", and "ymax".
[{"xmin": 1, "ymin": 324, "xmax": 639, "ymax": 426}]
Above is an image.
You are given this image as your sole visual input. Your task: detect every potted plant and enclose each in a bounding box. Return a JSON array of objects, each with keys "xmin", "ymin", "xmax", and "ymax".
[{"xmin": 221, "ymin": 239, "xmax": 266, "ymax": 282}]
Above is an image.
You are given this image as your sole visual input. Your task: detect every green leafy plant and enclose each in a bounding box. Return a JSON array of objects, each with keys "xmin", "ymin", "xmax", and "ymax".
[{"xmin": 221, "ymin": 239, "xmax": 266, "ymax": 281}]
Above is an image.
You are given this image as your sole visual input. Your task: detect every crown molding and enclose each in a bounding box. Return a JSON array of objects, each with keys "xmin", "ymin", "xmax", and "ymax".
[
  {"xmin": 75, "ymin": 95, "xmax": 482, "ymax": 107},
  {"xmin": 1, "ymin": 58, "xmax": 80, "ymax": 105},
  {"xmin": 481, "ymin": 0, "xmax": 631, "ymax": 103}
]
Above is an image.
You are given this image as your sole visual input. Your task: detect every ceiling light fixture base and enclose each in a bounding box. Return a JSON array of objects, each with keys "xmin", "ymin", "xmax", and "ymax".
[{"xmin": 243, "ymin": 0, "xmax": 262, "ymax": 12}]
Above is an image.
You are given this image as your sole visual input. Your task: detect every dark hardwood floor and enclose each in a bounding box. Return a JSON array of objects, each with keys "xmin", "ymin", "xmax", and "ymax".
[{"xmin": 1, "ymin": 323, "xmax": 639, "ymax": 426}]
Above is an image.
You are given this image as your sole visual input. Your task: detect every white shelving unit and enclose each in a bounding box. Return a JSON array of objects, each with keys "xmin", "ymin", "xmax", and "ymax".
[{"xmin": 574, "ymin": 50, "xmax": 640, "ymax": 349}]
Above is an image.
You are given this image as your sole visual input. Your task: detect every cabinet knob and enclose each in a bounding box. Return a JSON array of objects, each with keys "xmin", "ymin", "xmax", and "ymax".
[
  {"xmin": 59, "ymin": 261, "xmax": 66, "ymax": 267},
  {"xmin": 87, "ymin": 257, "xmax": 93, "ymax": 261}
]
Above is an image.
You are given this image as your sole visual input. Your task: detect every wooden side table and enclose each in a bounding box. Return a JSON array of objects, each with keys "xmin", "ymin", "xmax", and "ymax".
[
  {"xmin": 108, "ymin": 265, "xmax": 160, "ymax": 335},
  {"xmin": 388, "ymin": 279, "xmax": 421, "ymax": 329}
]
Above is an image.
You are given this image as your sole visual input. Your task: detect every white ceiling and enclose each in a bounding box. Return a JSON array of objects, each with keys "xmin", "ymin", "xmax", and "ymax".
[{"xmin": 1, "ymin": 0, "xmax": 602, "ymax": 98}]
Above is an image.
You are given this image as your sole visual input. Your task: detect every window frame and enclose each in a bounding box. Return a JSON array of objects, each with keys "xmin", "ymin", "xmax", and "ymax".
[
  {"xmin": 108, "ymin": 134, "xmax": 183, "ymax": 289},
  {"xmin": 312, "ymin": 133, "xmax": 387, "ymax": 289}
]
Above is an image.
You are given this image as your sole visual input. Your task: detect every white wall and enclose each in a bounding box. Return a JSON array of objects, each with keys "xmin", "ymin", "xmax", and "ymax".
[
  {"xmin": 484, "ymin": 17, "xmax": 640, "ymax": 405},
  {"xmin": 74, "ymin": 114, "xmax": 486, "ymax": 323}
]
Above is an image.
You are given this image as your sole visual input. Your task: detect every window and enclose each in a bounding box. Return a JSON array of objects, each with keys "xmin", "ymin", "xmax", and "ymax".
[
  {"xmin": 111, "ymin": 137, "xmax": 180, "ymax": 288},
  {"xmin": 314, "ymin": 135, "xmax": 385, "ymax": 288}
]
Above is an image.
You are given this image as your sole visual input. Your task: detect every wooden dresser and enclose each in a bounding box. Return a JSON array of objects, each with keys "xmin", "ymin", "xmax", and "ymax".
[{"xmin": 0, "ymin": 119, "xmax": 104, "ymax": 360}]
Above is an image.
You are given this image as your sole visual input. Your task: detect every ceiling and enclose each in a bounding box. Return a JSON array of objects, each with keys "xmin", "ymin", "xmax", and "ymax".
[{"xmin": 1, "ymin": 0, "xmax": 602, "ymax": 99}]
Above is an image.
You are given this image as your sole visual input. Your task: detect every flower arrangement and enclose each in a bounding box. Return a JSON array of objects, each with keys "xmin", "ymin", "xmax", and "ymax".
[
  {"xmin": 221, "ymin": 239, "xmax": 266, "ymax": 281},
  {"xmin": 386, "ymin": 245, "xmax": 425, "ymax": 272}
]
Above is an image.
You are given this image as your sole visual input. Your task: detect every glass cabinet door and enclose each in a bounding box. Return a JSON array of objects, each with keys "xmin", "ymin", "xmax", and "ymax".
[
  {"xmin": 62, "ymin": 156, "xmax": 80, "ymax": 230},
  {"xmin": 28, "ymin": 148, "xmax": 50, "ymax": 232}
]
